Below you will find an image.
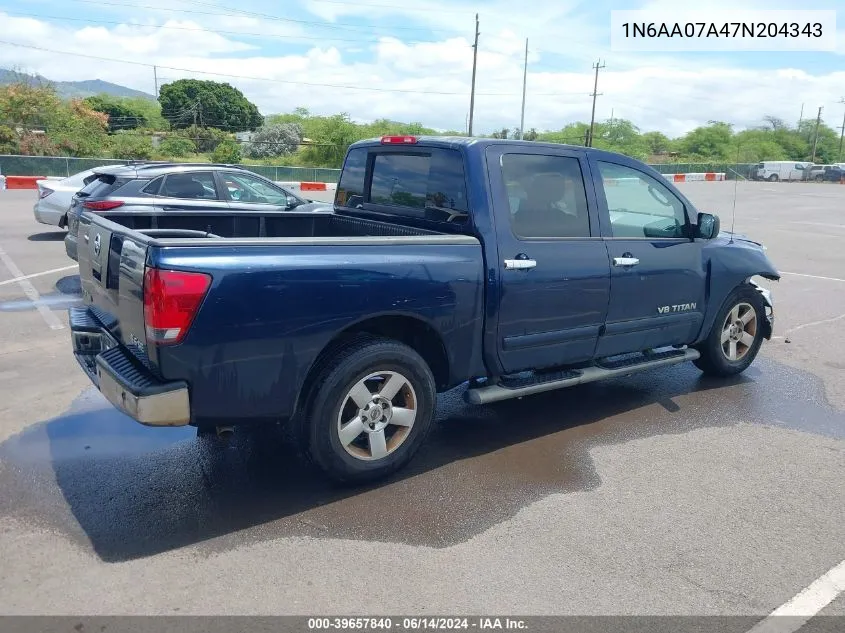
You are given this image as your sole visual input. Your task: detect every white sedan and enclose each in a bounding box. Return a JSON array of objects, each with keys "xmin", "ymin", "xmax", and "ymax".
[{"xmin": 32, "ymin": 169, "xmax": 97, "ymax": 228}]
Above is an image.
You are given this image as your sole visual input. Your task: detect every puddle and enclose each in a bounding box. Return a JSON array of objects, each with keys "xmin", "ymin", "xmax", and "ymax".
[{"xmin": 0, "ymin": 357, "xmax": 842, "ymax": 562}]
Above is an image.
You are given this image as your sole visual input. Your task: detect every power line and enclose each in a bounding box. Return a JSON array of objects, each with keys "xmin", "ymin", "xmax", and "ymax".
[
  {"xmin": 57, "ymin": 0, "xmax": 462, "ymax": 35},
  {"xmin": 2, "ymin": 11, "xmax": 446, "ymax": 44},
  {"xmin": 0, "ymin": 39, "xmax": 580, "ymax": 97}
]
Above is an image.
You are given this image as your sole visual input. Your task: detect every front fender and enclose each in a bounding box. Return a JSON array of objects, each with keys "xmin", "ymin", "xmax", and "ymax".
[{"xmin": 695, "ymin": 239, "xmax": 780, "ymax": 344}]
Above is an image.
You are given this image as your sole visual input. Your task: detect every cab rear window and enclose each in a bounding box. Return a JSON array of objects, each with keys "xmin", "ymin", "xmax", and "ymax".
[{"xmin": 335, "ymin": 146, "xmax": 469, "ymax": 224}]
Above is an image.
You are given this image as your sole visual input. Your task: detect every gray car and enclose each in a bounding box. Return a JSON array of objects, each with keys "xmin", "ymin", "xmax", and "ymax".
[{"xmin": 64, "ymin": 162, "xmax": 334, "ymax": 261}]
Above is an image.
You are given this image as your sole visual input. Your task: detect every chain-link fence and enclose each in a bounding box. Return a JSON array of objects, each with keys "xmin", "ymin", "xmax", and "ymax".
[
  {"xmin": 0, "ymin": 155, "xmax": 343, "ymax": 183},
  {"xmin": 0, "ymin": 154, "xmax": 759, "ymax": 183}
]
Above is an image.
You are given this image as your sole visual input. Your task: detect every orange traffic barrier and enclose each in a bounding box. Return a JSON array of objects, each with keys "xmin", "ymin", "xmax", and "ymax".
[
  {"xmin": 5, "ymin": 175, "xmax": 46, "ymax": 189},
  {"xmin": 673, "ymin": 174, "xmax": 686, "ymax": 182},
  {"xmin": 300, "ymin": 181, "xmax": 327, "ymax": 191},
  {"xmin": 704, "ymin": 172, "xmax": 716, "ymax": 181}
]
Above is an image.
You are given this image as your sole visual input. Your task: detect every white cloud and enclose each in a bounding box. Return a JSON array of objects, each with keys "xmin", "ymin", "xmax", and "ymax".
[{"xmin": 1, "ymin": 5, "xmax": 844, "ymax": 138}]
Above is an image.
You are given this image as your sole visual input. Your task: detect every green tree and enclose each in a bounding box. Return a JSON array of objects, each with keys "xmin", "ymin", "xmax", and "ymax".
[
  {"xmin": 159, "ymin": 79, "xmax": 263, "ymax": 132},
  {"xmin": 677, "ymin": 122, "xmax": 734, "ymax": 160},
  {"xmin": 0, "ymin": 124, "xmax": 16, "ymax": 153},
  {"xmin": 642, "ymin": 131, "xmax": 672, "ymax": 155},
  {"xmin": 211, "ymin": 139, "xmax": 242, "ymax": 163},
  {"xmin": 175, "ymin": 125, "xmax": 229, "ymax": 152},
  {"xmin": 83, "ymin": 94, "xmax": 149, "ymax": 131},
  {"xmin": 158, "ymin": 136, "xmax": 197, "ymax": 158},
  {"xmin": 299, "ymin": 113, "xmax": 361, "ymax": 168},
  {"xmin": 108, "ymin": 134, "xmax": 154, "ymax": 160}
]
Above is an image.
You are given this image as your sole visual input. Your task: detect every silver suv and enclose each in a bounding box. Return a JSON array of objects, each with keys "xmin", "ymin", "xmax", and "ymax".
[{"xmin": 64, "ymin": 162, "xmax": 333, "ymax": 261}]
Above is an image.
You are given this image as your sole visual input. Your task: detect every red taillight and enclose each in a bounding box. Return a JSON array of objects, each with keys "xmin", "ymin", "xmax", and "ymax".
[
  {"xmin": 143, "ymin": 268, "xmax": 211, "ymax": 345},
  {"xmin": 39, "ymin": 187, "xmax": 54, "ymax": 199},
  {"xmin": 83, "ymin": 200, "xmax": 125, "ymax": 211},
  {"xmin": 381, "ymin": 135, "xmax": 417, "ymax": 145}
]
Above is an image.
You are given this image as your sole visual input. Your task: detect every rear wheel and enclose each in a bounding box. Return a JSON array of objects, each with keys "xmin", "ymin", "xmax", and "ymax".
[
  {"xmin": 767, "ymin": 174, "xmax": 779, "ymax": 182},
  {"xmin": 304, "ymin": 337, "xmax": 436, "ymax": 484},
  {"xmin": 694, "ymin": 285, "xmax": 766, "ymax": 377}
]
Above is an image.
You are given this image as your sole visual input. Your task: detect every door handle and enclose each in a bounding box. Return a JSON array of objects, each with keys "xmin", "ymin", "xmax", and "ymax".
[
  {"xmin": 504, "ymin": 258, "xmax": 537, "ymax": 270},
  {"xmin": 613, "ymin": 256, "xmax": 640, "ymax": 267}
]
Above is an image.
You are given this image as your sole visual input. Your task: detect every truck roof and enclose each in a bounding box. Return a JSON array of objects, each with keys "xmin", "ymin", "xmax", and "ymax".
[{"xmin": 349, "ymin": 136, "xmax": 641, "ymax": 163}]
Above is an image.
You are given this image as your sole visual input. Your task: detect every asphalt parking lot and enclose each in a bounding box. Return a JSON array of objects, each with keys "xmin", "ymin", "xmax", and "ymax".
[{"xmin": 0, "ymin": 183, "xmax": 843, "ymax": 621}]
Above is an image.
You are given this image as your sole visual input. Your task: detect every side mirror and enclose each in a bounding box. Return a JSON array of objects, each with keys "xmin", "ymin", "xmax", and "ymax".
[
  {"xmin": 696, "ymin": 212, "xmax": 720, "ymax": 239},
  {"xmin": 286, "ymin": 195, "xmax": 300, "ymax": 209}
]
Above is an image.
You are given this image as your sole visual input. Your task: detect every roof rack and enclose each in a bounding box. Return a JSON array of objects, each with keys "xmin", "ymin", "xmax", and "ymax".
[{"xmin": 132, "ymin": 162, "xmax": 249, "ymax": 170}]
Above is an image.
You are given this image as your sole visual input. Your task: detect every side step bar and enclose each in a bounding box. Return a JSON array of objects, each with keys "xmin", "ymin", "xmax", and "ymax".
[{"xmin": 464, "ymin": 348, "xmax": 700, "ymax": 405}]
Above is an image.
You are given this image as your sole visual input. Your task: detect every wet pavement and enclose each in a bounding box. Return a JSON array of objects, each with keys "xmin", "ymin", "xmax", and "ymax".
[
  {"xmin": 0, "ymin": 356, "xmax": 843, "ymax": 564},
  {"xmin": 0, "ymin": 185, "xmax": 843, "ymax": 616}
]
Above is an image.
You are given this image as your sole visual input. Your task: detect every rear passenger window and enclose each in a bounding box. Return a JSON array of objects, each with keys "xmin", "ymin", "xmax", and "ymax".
[
  {"xmin": 335, "ymin": 148, "xmax": 367, "ymax": 209},
  {"xmin": 501, "ymin": 154, "xmax": 591, "ymax": 238},
  {"xmin": 367, "ymin": 149, "xmax": 469, "ymax": 223},
  {"xmin": 142, "ymin": 177, "xmax": 163, "ymax": 195},
  {"xmin": 160, "ymin": 172, "xmax": 218, "ymax": 199}
]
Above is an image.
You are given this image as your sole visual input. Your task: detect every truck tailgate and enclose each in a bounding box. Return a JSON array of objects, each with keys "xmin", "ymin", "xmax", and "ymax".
[{"xmin": 76, "ymin": 212, "xmax": 152, "ymax": 368}]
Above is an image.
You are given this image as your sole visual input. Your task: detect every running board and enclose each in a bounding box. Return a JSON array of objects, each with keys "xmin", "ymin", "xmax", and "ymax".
[{"xmin": 464, "ymin": 348, "xmax": 700, "ymax": 405}]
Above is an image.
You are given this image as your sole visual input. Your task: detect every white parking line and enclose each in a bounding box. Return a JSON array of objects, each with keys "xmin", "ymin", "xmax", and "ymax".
[
  {"xmin": 0, "ymin": 264, "xmax": 76, "ymax": 287},
  {"xmin": 744, "ymin": 559, "xmax": 845, "ymax": 633},
  {"xmin": 0, "ymin": 245, "xmax": 64, "ymax": 330},
  {"xmin": 780, "ymin": 271, "xmax": 845, "ymax": 283}
]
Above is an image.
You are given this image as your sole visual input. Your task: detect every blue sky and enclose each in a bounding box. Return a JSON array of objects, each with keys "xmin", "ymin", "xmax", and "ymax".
[{"xmin": 0, "ymin": 0, "xmax": 842, "ymax": 136}]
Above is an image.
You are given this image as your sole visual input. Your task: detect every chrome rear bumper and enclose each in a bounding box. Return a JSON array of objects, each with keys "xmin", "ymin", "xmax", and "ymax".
[{"xmin": 69, "ymin": 306, "xmax": 191, "ymax": 427}]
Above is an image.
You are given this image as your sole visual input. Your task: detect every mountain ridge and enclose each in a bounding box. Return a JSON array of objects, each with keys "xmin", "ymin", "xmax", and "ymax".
[{"xmin": 0, "ymin": 68, "xmax": 156, "ymax": 101}]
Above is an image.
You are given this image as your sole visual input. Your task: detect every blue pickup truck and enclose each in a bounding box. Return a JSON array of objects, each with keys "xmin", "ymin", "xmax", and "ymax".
[{"xmin": 69, "ymin": 136, "xmax": 779, "ymax": 483}]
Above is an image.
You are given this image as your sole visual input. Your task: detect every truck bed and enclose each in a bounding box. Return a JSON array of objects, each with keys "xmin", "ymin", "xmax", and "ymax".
[{"xmin": 88, "ymin": 209, "xmax": 441, "ymax": 239}]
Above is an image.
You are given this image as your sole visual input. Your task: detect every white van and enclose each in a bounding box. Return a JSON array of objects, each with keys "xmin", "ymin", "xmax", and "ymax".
[{"xmin": 755, "ymin": 161, "xmax": 811, "ymax": 182}]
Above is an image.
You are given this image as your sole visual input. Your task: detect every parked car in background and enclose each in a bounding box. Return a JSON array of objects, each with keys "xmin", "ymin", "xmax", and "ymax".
[
  {"xmin": 822, "ymin": 165, "xmax": 844, "ymax": 182},
  {"xmin": 806, "ymin": 164, "xmax": 830, "ymax": 181},
  {"xmin": 64, "ymin": 163, "xmax": 333, "ymax": 261},
  {"xmin": 754, "ymin": 161, "xmax": 811, "ymax": 182},
  {"xmin": 33, "ymin": 169, "xmax": 99, "ymax": 228}
]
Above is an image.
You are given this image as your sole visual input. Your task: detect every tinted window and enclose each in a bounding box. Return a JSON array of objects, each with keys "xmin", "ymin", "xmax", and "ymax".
[
  {"xmin": 597, "ymin": 162, "xmax": 687, "ymax": 239},
  {"xmin": 368, "ymin": 149, "xmax": 469, "ymax": 223},
  {"xmin": 501, "ymin": 154, "xmax": 591, "ymax": 238},
  {"xmin": 220, "ymin": 172, "xmax": 291, "ymax": 205},
  {"xmin": 142, "ymin": 176, "xmax": 163, "ymax": 195},
  {"xmin": 76, "ymin": 174, "xmax": 120, "ymax": 198},
  {"xmin": 335, "ymin": 148, "xmax": 367, "ymax": 208},
  {"xmin": 161, "ymin": 172, "xmax": 218, "ymax": 199}
]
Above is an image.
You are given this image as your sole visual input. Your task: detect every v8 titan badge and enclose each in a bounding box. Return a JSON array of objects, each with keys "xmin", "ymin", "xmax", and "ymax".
[{"xmin": 93, "ymin": 233, "xmax": 101, "ymax": 256}]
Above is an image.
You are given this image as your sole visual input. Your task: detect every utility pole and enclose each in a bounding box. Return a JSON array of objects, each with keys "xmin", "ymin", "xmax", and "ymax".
[
  {"xmin": 837, "ymin": 97, "xmax": 845, "ymax": 161},
  {"xmin": 798, "ymin": 102, "xmax": 804, "ymax": 128},
  {"xmin": 587, "ymin": 59, "xmax": 605, "ymax": 147},
  {"xmin": 811, "ymin": 106, "xmax": 823, "ymax": 163},
  {"xmin": 519, "ymin": 38, "xmax": 528, "ymax": 140},
  {"xmin": 153, "ymin": 65, "xmax": 158, "ymax": 98},
  {"xmin": 467, "ymin": 13, "xmax": 479, "ymax": 137}
]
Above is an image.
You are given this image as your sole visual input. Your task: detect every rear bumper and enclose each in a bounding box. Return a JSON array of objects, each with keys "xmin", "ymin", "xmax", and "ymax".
[
  {"xmin": 33, "ymin": 202, "xmax": 64, "ymax": 226},
  {"xmin": 69, "ymin": 306, "xmax": 191, "ymax": 427}
]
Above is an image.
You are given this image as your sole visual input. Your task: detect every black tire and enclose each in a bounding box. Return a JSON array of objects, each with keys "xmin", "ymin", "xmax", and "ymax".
[
  {"xmin": 304, "ymin": 336, "xmax": 436, "ymax": 484},
  {"xmin": 767, "ymin": 174, "xmax": 778, "ymax": 182},
  {"xmin": 693, "ymin": 284, "xmax": 767, "ymax": 377}
]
